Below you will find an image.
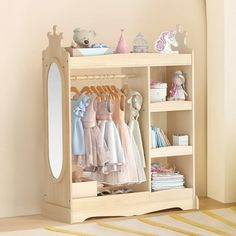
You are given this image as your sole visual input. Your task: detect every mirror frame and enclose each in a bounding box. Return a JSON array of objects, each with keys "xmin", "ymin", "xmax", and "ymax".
[{"xmin": 46, "ymin": 59, "xmax": 65, "ymax": 183}]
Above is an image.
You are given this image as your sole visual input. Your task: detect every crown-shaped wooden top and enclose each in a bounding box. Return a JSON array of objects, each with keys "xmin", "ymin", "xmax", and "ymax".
[{"xmin": 47, "ymin": 25, "xmax": 63, "ymax": 49}]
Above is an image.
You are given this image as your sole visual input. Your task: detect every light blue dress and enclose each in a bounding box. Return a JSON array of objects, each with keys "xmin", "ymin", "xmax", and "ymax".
[{"xmin": 71, "ymin": 94, "xmax": 90, "ymax": 155}]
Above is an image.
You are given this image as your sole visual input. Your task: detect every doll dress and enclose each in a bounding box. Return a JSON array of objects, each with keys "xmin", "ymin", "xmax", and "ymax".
[
  {"xmin": 96, "ymin": 99, "xmax": 125, "ymax": 173},
  {"xmin": 112, "ymin": 96, "xmax": 139, "ymax": 184},
  {"xmin": 174, "ymin": 86, "xmax": 186, "ymax": 100},
  {"xmin": 82, "ymin": 93, "xmax": 109, "ymax": 170}
]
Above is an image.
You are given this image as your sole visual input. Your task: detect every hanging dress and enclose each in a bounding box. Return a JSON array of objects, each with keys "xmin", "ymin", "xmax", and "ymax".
[
  {"xmin": 96, "ymin": 98, "xmax": 125, "ymax": 173},
  {"xmin": 112, "ymin": 95, "xmax": 140, "ymax": 184},
  {"xmin": 71, "ymin": 94, "xmax": 90, "ymax": 166},
  {"xmin": 125, "ymin": 89, "xmax": 146, "ymax": 168},
  {"xmin": 82, "ymin": 93, "xmax": 110, "ymax": 171}
]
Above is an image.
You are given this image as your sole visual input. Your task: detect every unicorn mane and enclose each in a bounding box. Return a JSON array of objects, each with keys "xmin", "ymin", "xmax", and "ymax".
[{"xmin": 155, "ymin": 32, "xmax": 169, "ymax": 52}]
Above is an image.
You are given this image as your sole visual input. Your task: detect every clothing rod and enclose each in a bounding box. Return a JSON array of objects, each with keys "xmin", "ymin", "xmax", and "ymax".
[{"xmin": 70, "ymin": 74, "xmax": 137, "ymax": 80}]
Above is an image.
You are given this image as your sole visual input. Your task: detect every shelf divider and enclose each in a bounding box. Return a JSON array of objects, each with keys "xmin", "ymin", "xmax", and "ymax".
[
  {"xmin": 150, "ymin": 101, "xmax": 192, "ymax": 112},
  {"xmin": 150, "ymin": 146, "xmax": 192, "ymax": 158}
]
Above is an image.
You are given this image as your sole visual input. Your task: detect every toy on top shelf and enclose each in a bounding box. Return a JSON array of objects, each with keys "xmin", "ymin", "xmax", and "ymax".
[
  {"xmin": 116, "ymin": 29, "xmax": 129, "ymax": 53},
  {"xmin": 154, "ymin": 31, "xmax": 178, "ymax": 54},
  {"xmin": 68, "ymin": 28, "xmax": 110, "ymax": 56},
  {"xmin": 154, "ymin": 24, "xmax": 190, "ymax": 54},
  {"xmin": 168, "ymin": 70, "xmax": 188, "ymax": 101},
  {"xmin": 175, "ymin": 24, "xmax": 190, "ymax": 53},
  {"xmin": 73, "ymin": 28, "xmax": 96, "ymax": 48},
  {"xmin": 132, "ymin": 32, "xmax": 148, "ymax": 53}
]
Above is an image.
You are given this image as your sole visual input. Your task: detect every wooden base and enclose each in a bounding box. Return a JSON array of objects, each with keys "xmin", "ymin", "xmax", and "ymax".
[{"xmin": 43, "ymin": 189, "xmax": 198, "ymax": 223}]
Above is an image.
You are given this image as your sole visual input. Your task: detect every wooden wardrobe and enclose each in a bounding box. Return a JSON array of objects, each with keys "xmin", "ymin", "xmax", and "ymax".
[{"xmin": 42, "ymin": 26, "xmax": 198, "ymax": 223}]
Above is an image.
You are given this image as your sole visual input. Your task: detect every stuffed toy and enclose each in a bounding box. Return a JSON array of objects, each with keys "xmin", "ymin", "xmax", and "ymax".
[
  {"xmin": 168, "ymin": 70, "xmax": 188, "ymax": 100},
  {"xmin": 73, "ymin": 28, "xmax": 96, "ymax": 48}
]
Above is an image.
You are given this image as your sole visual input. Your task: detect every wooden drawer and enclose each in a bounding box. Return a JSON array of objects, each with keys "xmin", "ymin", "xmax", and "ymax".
[{"xmin": 72, "ymin": 181, "xmax": 97, "ymax": 199}]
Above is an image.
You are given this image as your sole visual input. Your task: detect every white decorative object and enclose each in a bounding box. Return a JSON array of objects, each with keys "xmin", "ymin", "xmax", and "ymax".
[
  {"xmin": 133, "ymin": 32, "xmax": 148, "ymax": 53},
  {"xmin": 175, "ymin": 24, "xmax": 190, "ymax": 53},
  {"xmin": 154, "ymin": 31, "xmax": 178, "ymax": 54},
  {"xmin": 66, "ymin": 47, "xmax": 111, "ymax": 57},
  {"xmin": 173, "ymin": 135, "xmax": 189, "ymax": 146},
  {"xmin": 168, "ymin": 70, "xmax": 188, "ymax": 101},
  {"xmin": 150, "ymin": 83, "xmax": 167, "ymax": 102},
  {"xmin": 75, "ymin": 48, "xmax": 109, "ymax": 56}
]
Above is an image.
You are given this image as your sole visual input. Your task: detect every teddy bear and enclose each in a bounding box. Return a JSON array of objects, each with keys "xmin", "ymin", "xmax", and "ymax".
[{"xmin": 73, "ymin": 28, "xmax": 96, "ymax": 48}]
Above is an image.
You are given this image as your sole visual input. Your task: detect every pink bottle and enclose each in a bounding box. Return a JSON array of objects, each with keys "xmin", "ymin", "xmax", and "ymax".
[{"xmin": 116, "ymin": 29, "xmax": 129, "ymax": 53}]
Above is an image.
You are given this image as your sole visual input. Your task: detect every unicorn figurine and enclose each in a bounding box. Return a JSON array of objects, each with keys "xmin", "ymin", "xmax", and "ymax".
[{"xmin": 154, "ymin": 31, "xmax": 179, "ymax": 53}]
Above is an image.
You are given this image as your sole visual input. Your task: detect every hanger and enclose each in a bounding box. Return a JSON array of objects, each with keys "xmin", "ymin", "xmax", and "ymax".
[
  {"xmin": 106, "ymin": 85, "xmax": 119, "ymax": 100},
  {"xmin": 96, "ymin": 86, "xmax": 106, "ymax": 101},
  {"xmin": 121, "ymin": 83, "xmax": 129, "ymax": 94},
  {"xmin": 102, "ymin": 85, "xmax": 109, "ymax": 92},
  {"xmin": 99, "ymin": 85, "xmax": 110, "ymax": 100},
  {"xmin": 111, "ymin": 85, "xmax": 125, "ymax": 98},
  {"xmin": 70, "ymin": 86, "xmax": 80, "ymax": 96},
  {"xmin": 111, "ymin": 85, "xmax": 126, "ymax": 103},
  {"xmin": 90, "ymin": 86, "xmax": 102, "ymax": 101},
  {"xmin": 80, "ymin": 86, "xmax": 92, "ymax": 94},
  {"xmin": 97, "ymin": 85, "xmax": 106, "ymax": 94},
  {"xmin": 90, "ymin": 86, "xmax": 99, "ymax": 95}
]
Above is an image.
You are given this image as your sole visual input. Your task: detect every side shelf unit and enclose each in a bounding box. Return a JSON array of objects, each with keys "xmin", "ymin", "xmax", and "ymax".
[{"xmin": 42, "ymin": 27, "xmax": 198, "ymax": 223}]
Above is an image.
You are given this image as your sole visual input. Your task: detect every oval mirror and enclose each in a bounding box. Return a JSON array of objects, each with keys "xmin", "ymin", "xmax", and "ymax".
[{"xmin": 47, "ymin": 63, "xmax": 63, "ymax": 179}]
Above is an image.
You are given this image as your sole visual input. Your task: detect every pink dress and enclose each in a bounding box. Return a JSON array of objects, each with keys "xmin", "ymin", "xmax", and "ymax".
[
  {"xmin": 96, "ymin": 99, "xmax": 127, "ymax": 185},
  {"xmin": 96, "ymin": 99, "xmax": 125, "ymax": 172},
  {"xmin": 112, "ymin": 96, "xmax": 139, "ymax": 184},
  {"xmin": 82, "ymin": 94, "xmax": 109, "ymax": 171}
]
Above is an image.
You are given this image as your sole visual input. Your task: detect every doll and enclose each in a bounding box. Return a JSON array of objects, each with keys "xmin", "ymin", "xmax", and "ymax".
[{"xmin": 168, "ymin": 70, "xmax": 188, "ymax": 100}]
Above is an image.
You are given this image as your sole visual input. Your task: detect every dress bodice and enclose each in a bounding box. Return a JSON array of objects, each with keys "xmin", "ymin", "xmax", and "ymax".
[
  {"xmin": 72, "ymin": 94, "xmax": 90, "ymax": 119},
  {"xmin": 82, "ymin": 93, "xmax": 97, "ymax": 128},
  {"xmin": 96, "ymin": 99, "xmax": 112, "ymax": 121}
]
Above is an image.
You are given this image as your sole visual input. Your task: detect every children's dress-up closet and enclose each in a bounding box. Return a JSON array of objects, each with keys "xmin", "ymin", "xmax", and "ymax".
[{"xmin": 43, "ymin": 26, "xmax": 198, "ymax": 223}]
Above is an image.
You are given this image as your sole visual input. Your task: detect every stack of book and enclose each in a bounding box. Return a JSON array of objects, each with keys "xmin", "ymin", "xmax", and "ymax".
[
  {"xmin": 151, "ymin": 126, "xmax": 171, "ymax": 148},
  {"xmin": 151, "ymin": 164, "xmax": 185, "ymax": 191}
]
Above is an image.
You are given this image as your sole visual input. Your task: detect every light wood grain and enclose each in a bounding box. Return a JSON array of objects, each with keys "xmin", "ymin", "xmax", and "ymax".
[
  {"xmin": 69, "ymin": 53, "xmax": 192, "ymax": 69},
  {"xmin": 150, "ymin": 146, "xmax": 193, "ymax": 158},
  {"xmin": 43, "ymin": 28, "xmax": 197, "ymax": 223},
  {"xmin": 71, "ymin": 188, "xmax": 194, "ymax": 223},
  {"xmin": 72, "ymin": 182, "xmax": 97, "ymax": 199},
  {"xmin": 42, "ymin": 26, "xmax": 71, "ymax": 208},
  {"xmin": 150, "ymin": 101, "xmax": 192, "ymax": 112}
]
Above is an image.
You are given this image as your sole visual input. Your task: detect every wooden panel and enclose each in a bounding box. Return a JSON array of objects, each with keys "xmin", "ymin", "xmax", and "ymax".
[
  {"xmin": 150, "ymin": 101, "xmax": 192, "ymax": 112},
  {"xmin": 72, "ymin": 182, "xmax": 97, "ymax": 199},
  {"xmin": 42, "ymin": 202, "xmax": 71, "ymax": 223},
  {"xmin": 69, "ymin": 53, "xmax": 192, "ymax": 69},
  {"xmin": 71, "ymin": 189, "xmax": 195, "ymax": 222},
  {"xmin": 42, "ymin": 26, "xmax": 71, "ymax": 208},
  {"xmin": 150, "ymin": 146, "xmax": 193, "ymax": 158}
]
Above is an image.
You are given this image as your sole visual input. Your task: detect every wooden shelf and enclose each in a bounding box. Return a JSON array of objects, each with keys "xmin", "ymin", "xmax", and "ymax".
[
  {"xmin": 150, "ymin": 101, "xmax": 192, "ymax": 112},
  {"xmin": 151, "ymin": 187, "xmax": 193, "ymax": 198},
  {"xmin": 150, "ymin": 146, "xmax": 193, "ymax": 158},
  {"xmin": 69, "ymin": 53, "xmax": 192, "ymax": 69}
]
